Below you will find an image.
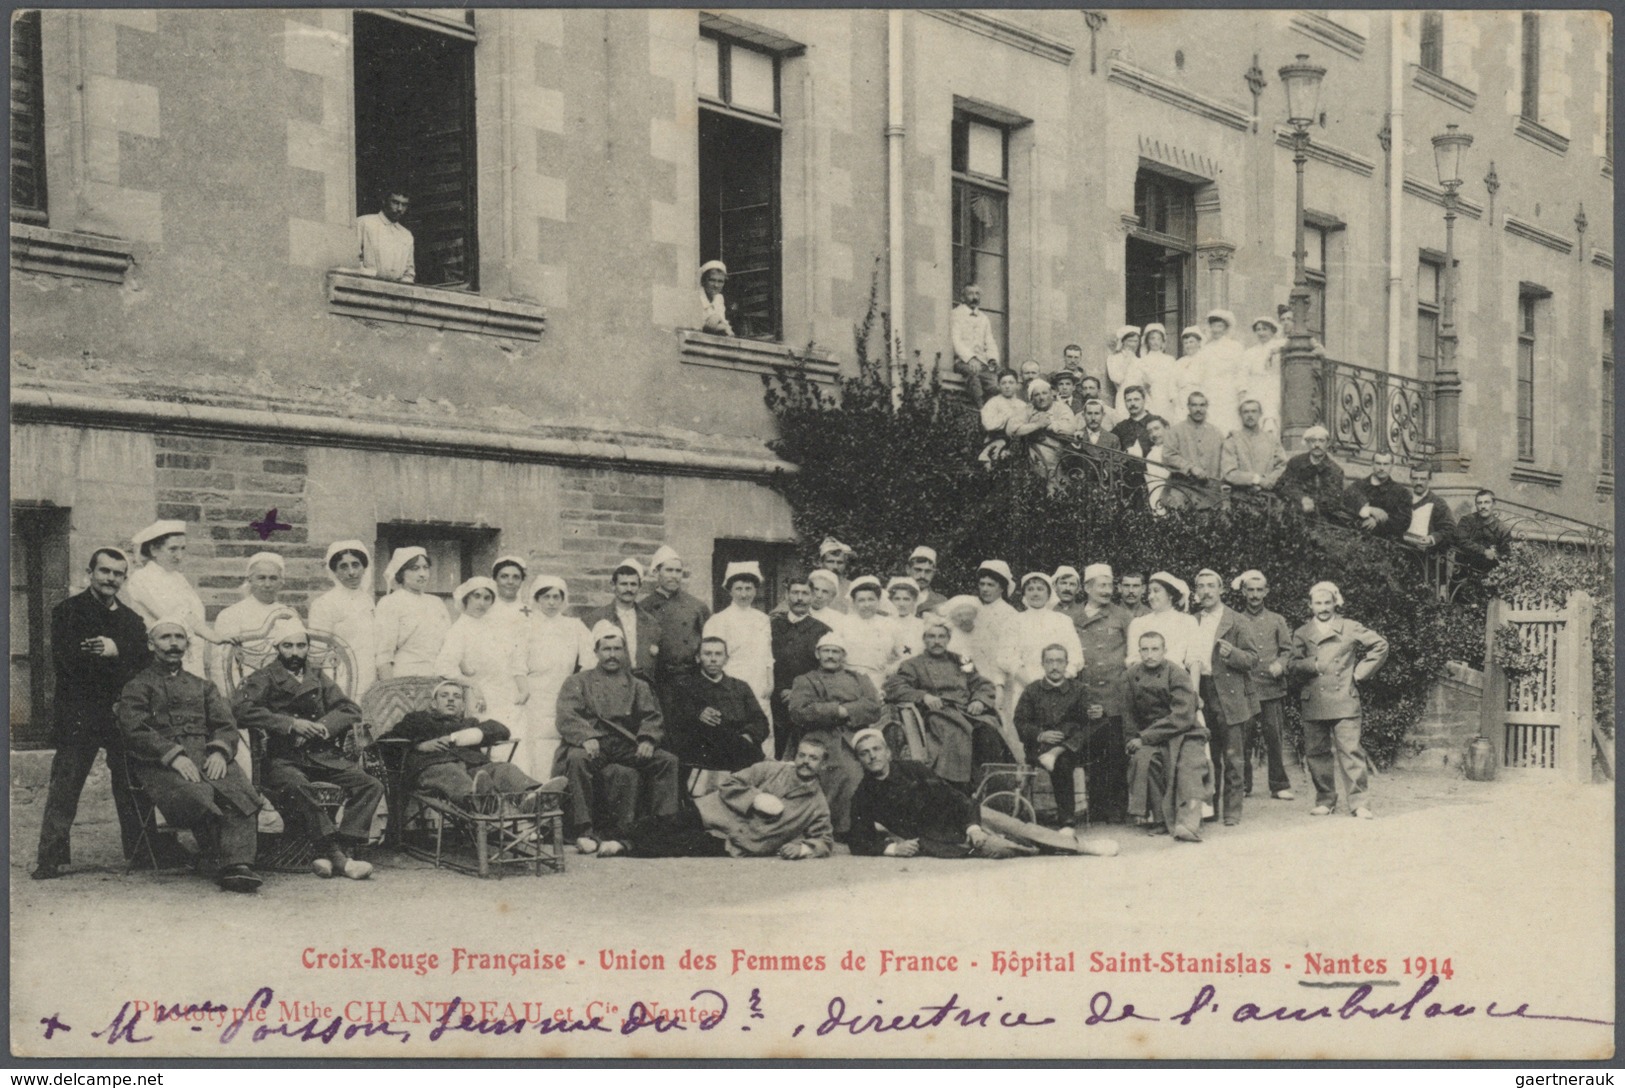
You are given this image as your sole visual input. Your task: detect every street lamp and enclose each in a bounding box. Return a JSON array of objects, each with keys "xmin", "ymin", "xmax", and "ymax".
[
  {"xmin": 1278, "ymin": 53, "xmax": 1326, "ymax": 448},
  {"xmin": 1431, "ymin": 122, "xmax": 1472, "ymax": 470}
]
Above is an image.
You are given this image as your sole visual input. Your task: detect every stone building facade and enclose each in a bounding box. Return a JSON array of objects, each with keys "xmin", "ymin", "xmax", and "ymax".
[{"xmin": 9, "ymin": 8, "xmax": 1614, "ymax": 745}]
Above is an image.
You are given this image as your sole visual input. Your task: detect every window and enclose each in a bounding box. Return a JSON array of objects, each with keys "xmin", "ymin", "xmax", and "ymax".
[
  {"xmin": 698, "ymin": 32, "xmax": 783, "ymax": 341},
  {"xmin": 1304, "ymin": 224, "xmax": 1330, "ymax": 347},
  {"xmin": 353, "ymin": 12, "xmax": 478, "ymax": 289},
  {"xmin": 374, "ymin": 522, "xmax": 495, "ymax": 605},
  {"xmin": 1126, "ymin": 169, "xmax": 1196, "ymax": 334},
  {"xmin": 1608, "ymin": 46, "xmax": 1614, "ymax": 165},
  {"xmin": 952, "ymin": 114, "xmax": 1010, "ymax": 363},
  {"xmin": 1419, "ymin": 12, "xmax": 1444, "ymax": 75},
  {"xmin": 1603, "ymin": 310, "xmax": 1615, "ymax": 471},
  {"xmin": 10, "ymin": 506, "xmax": 70, "ymax": 749},
  {"xmin": 10, "ymin": 10, "xmax": 47, "ymax": 224},
  {"xmin": 1520, "ymin": 12, "xmax": 1541, "ymax": 121},
  {"xmin": 1516, "ymin": 292, "xmax": 1541, "ymax": 461},
  {"xmin": 710, "ymin": 539, "xmax": 796, "ymax": 613},
  {"xmin": 1417, "ymin": 256, "xmax": 1442, "ymax": 383}
]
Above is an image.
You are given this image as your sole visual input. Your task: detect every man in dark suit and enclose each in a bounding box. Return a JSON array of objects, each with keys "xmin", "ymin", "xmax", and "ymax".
[
  {"xmin": 582, "ymin": 559, "xmax": 661, "ymax": 681},
  {"xmin": 641, "ymin": 545, "xmax": 710, "ymax": 705},
  {"xmin": 1190, "ymin": 569, "xmax": 1261, "ymax": 827},
  {"xmin": 232, "ymin": 618, "xmax": 383, "ymax": 879},
  {"xmin": 664, "ymin": 637, "xmax": 770, "ymax": 772},
  {"xmin": 768, "ymin": 579, "xmax": 830, "ymax": 757},
  {"xmin": 33, "ymin": 547, "xmax": 161, "ymax": 879}
]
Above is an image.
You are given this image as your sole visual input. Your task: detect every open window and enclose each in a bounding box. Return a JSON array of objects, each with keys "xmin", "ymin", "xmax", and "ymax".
[
  {"xmin": 353, "ymin": 12, "xmax": 478, "ymax": 290},
  {"xmin": 952, "ymin": 111, "xmax": 1012, "ymax": 363},
  {"xmin": 1126, "ymin": 168, "xmax": 1197, "ymax": 334},
  {"xmin": 10, "ymin": 505, "xmax": 70, "ymax": 749}
]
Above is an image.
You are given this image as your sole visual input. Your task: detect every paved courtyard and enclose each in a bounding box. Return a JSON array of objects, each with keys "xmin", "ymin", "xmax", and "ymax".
[{"xmin": 9, "ymin": 762, "xmax": 1615, "ymax": 1061}]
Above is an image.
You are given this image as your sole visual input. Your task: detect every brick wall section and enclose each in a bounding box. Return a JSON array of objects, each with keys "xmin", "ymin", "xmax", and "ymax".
[
  {"xmin": 153, "ymin": 435, "xmax": 323, "ymax": 620},
  {"xmin": 552, "ymin": 466, "xmax": 667, "ymax": 612}
]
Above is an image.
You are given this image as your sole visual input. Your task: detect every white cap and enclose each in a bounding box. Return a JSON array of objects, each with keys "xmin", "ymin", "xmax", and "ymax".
[
  {"xmin": 132, "ymin": 519, "xmax": 187, "ymax": 550},
  {"xmin": 885, "ymin": 576, "xmax": 920, "ymax": 598},
  {"xmin": 1114, "ymin": 325, "xmax": 1141, "ymax": 349},
  {"xmin": 1026, "ymin": 378, "xmax": 1052, "ymax": 398},
  {"xmin": 818, "ymin": 536, "xmax": 853, "ymax": 558},
  {"xmin": 589, "ymin": 619, "xmax": 626, "ymax": 647},
  {"xmin": 815, "ymin": 630, "xmax": 848, "ymax": 652},
  {"xmin": 269, "ymin": 616, "xmax": 307, "ymax": 645},
  {"xmin": 147, "ymin": 614, "xmax": 192, "ymax": 639},
  {"xmin": 846, "ymin": 575, "xmax": 883, "ymax": 599},
  {"xmin": 1232, "ymin": 569, "xmax": 1267, "ymax": 590},
  {"xmin": 1083, "ymin": 563, "xmax": 1113, "ymax": 585},
  {"xmin": 246, "ymin": 551, "xmax": 285, "ymax": 575},
  {"xmin": 977, "ymin": 560, "xmax": 1014, "ymax": 595},
  {"xmin": 808, "ymin": 569, "xmax": 840, "ymax": 591},
  {"xmin": 491, "ymin": 554, "xmax": 527, "ymax": 577},
  {"xmin": 723, "ymin": 561, "xmax": 763, "ymax": 587},
  {"xmin": 527, "ymin": 573, "xmax": 569, "ymax": 603},
  {"xmin": 384, "ymin": 546, "xmax": 429, "ymax": 584},
  {"xmin": 909, "ymin": 546, "xmax": 938, "ymax": 564},
  {"xmin": 324, "ymin": 539, "xmax": 371, "ymax": 570},
  {"xmin": 1309, "ymin": 581, "xmax": 1344, "ymax": 607},
  {"xmin": 1148, "ymin": 571, "xmax": 1190, "ymax": 606},
  {"xmin": 850, "ymin": 727, "xmax": 887, "ymax": 750},
  {"xmin": 1019, "ymin": 571, "xmax": 1056, "ymax": 604},
  {"xmin": 1053, "ymin": 565, "xmax": 1081, "ymax": 583},
  {"xmin": 453, "ymin": 576, "xmax": 498, "ymax": 607},
  {"xmin": 650, "ymin": 545, "xmax": 682, "ymax": 571},
  {"xmin": 612, "ymin": 557, "xmax": 646, "ymax": 581}
]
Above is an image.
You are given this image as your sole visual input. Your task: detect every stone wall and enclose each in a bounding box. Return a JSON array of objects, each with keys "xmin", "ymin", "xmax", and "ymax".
[{"xmin": 1399, "ymin": 661, "xmax": 1487, "ymax": 772}]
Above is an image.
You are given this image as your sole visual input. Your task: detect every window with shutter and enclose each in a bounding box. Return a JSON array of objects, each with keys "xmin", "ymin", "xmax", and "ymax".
[
  {"xmin": 1419, "ymin": 12, "xmax": 1444, "ymax": 75},
  {"xmin": 353, "ymin": 12, "xmax": 478, "ymax": 290},
  {"xmin": 10, "ymin": 10, "xmax": 47, "ymax": 224},
  {"xmin": 952, "ymin": 113, "xmax": 1011, "ymax": 363},
  {"xmin": 1520, "ymin": 12, "xmax": 1541, "ymax": 121}
]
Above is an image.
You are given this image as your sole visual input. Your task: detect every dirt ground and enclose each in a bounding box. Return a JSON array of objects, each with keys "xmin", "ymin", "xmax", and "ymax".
[{"xmin": 9, "ymin": 762, "xmax": 1616, "ymax": 1061}]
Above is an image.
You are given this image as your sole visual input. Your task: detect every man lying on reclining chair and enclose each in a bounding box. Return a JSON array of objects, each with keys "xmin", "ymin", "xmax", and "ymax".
[{"xmin": 393, "ymin": 679, "xmax": 566, "ymax": 816}]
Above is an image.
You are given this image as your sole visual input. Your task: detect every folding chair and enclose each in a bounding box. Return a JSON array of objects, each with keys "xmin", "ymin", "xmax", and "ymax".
[
  {"xmin": 121, "ymin": 751, "xmax": 190, "ymax": 875},
  {"xmin": 365, "ymin": 677, "xmax": 565, "ymax": 878}
]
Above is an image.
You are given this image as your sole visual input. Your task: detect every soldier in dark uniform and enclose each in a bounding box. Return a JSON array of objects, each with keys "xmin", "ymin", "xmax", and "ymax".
[
  {"xmin": 768, "ymin": 579, "xmax": 831, "ymax": 757},
  {"xmin": 33, "ymin": 548, "xmax": 163, "ymax": 879}
]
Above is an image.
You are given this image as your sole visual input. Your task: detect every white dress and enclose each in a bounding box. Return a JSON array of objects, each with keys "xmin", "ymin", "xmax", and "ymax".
[
  {"xmin": 212, "ymin": 595, "xmax": 296, "ymax": 695},
  {"xmin": 374, "ymin": 589, "xmax": 452, "ymax": 677},
  {"xmin": 1196, "ymin": 336, "xmax": 1248, "ymax": 436},
  {"xmin": 1137, "ymin": 350, "xmax": 1180, "ymax": 423},
  {"xmin": 308, "ymin": 584, "xmax": 377, "ymax": 697},
  {"xmin": 837, "ymin": 612, "xmax": 899, "ymax": 688},
  {"xmin": 890, "ymin": 615, "xmax": 925, "ymax": 679},
  {"xmin": 436, "ymin": 612, "xmax": 520, "ymax": 731},
  {"xmin": 124, "ymin": 563, "xmax": 208, "ymax": 679},
  {"xmin": 1125, "ymin": 609, "xmax": 1202, "ymax": 675},
  {"xmin": 514, "ymin": 611, "xmax": 594, "ymax": 780},
  {"xmin": 703, "ymin": 604, "xmax": 775, "ymax": 705},
  {"xmin": 1239, "ymin": 340, "xmax": 1282, "ymax": 433}
]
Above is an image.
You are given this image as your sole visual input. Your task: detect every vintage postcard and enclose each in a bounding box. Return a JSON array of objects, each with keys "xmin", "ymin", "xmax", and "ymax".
[{"xmin": 8, "ymin": 6, "xmax": 1616, "ymax": 1061}]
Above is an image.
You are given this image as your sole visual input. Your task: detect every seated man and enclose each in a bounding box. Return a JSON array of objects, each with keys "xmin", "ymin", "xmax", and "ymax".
[
  {"xmin": 882, "ymin": 618, "xmax": 1010, "ymax": 791},
  {"xmin": 664, "ymin": 636, "xmax": 770, "ymax": 772},
  {"xmin": 1012, "ymin": 644, "xmax": 1092, "ymax": 827},
  {"xmin": 116, "ymin": 617, "xmax": 263, "ymax": 893},
  {"xmin": 554, "ymin": 624, "xmax": 680, "ymax": 853},
  {"xmin": 1006, "ymin": 378, "xmax": 1079, "ymax": 478},
  {"xmin": 596, "ymin": 738, "xmax": 835, "ymax": 860},
  {"xmin": 232, "ymin": 618, "xmax": 383, "ymax": 880},
  {"xmin": 394, "ymin": 679, "xmax": 563, "ymax": 813},
  {"xmin": 848, "ymin": 731, "xmax": 1118, "ymax": 859},
  {"xmin": 1124, "ymin": 631, "xmax": 1207, "ymax": 843},
  {"xmin": 786, "ymin": 631, "xmax": 884, "ymax": 839}
]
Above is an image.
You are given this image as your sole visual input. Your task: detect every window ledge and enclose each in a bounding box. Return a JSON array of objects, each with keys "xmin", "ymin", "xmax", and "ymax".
[
  {"xmin": 1513, "ymin": 116, "xmax": 1569, "ymax": 156},
  {"xmin": 10, "ymin": 223, "xmax": 136, "ymax": 284},
  {"xmin": 679, "ymin": 329, "xmax": 838, "ymax": 381},
  {"xmin": 1410, "ymin": 65, "xmax": 1477, "ymax": 112},
  {"xmin": 325, "ymin": 270, "xmax": 546, "ymax": 341},
  {"xmin": 1510, "ymin": 463, "xmax": 1563, "ymax": 488},
  {"xmin": 1290, "ymin": 12, "xmax": 1366, "ymax": 60},
  {"xmin": 1597, "ymin": 473, "xmax": 1614, "ymax": 497},
  {"xmin": 1603, "ymin": 158, "xmax": 1614, "ymax": 179}
]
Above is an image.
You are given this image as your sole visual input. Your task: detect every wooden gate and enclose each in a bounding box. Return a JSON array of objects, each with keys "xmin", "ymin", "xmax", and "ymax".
[{"xmin": 1480, "ymin": 591, "xmax": 1597, "ymax": 782}]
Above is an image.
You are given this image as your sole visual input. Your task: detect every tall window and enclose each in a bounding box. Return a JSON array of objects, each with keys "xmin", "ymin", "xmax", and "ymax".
[
  {"xmin": 1520, "ymin": 12, "xmax": 1541, "ymax": 121},
  {"xmin": 1603, "ymin": 310, "xmax": 1615, "ymax": 471},
  {"xmin": 354, "ymin": 12, "xmax": 478, "ymax": 289},
  {"xmin": 698, "ymin": 32, "xmax": 782, "ymax": 341},
  {"xmin": 1417, "ymin": 256, "xmax": 1442, "ymax": 383},
  {"xmin": 1419, "ymin": 12, "xmax": 1444, "ymax": 75},
  {"xmin": 1516, "ymin": 292, "xmax": 1541, "ymax": 461},
  {"xmin": 1608, "ymin": 46, "xmax": 1614, "ymax": 165},
  {"xmin": 1304, "ymin": 224, "xmax": 1330, "ymax": 346},
  {"xmin": 374, "ymin": 522, "xmax": 494, "ymax": 605},
  {"xmin": 10, "ymin": 10, "xmax": 47, "ymax": 224},
  {"xmin": 10, "ymin": 506, "xmax": 70, "ymax": 749},
  {"xmin": 952, "ymin": 113, "xmax": 1010, "ymax": 362},
  {"xmin": 1125, "ymin": 169, "xmax": 1195, "ymax": 335}
]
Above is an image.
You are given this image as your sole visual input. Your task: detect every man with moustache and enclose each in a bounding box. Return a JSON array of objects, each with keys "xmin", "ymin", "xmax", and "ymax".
[
  {"xmin": 1190, "ymin": 569, "xmax": 1260, "ymax": 827},
  {"xmin": 1219, "ymin": 398, "xmax": 1288, "ymax": 494},
  {"xmin": 1277, "ymin": 425, "xmax": 1348, "ymax": 522},
  {"xmin": 907, "ymin": 546, "xmax": 949, "ymax": 616},
  {"xmin": 641, "ymin": 545, "xmax": 711, "ymax": 701},
  {"xmin": 1117, "ymin": 571, "xmax": 1151, "ymax": 618},
  {"xmin": 117, "ymin": 616, "xmax": 263, "ymax": 892},
  {"xmin": 232, "ymin": 617, "xmax": 383, "ymax": 879},
  {"xmin": 1402, "ymin": 463, "xmax": 1457, "ymax": 555},
  {"xmin": 663, "ymin": 636, "xmax": 770, "ymax": 773},
  {"xmin": 1070, "ymin": 563, "xmax": 1133, "ymax": 823},
  {"xmin": 1344, "ymin": 452, "xmax": 1412, "ymax": 541},
  {"xmin": 1229, "ymin": 570, "xmax": 1295, "ymax": 801},
  {"xmin": 1162, "ymin": 392, "xmax": 1226, "ymax": 509},
  {"xmin": 33, "ymin": 548, "xmax": 162, "ymax": 879},
  {"xmin": 582, "ymin": 559, "xmax": 661, "ymax": 680},
  {"xmin": 883, "ymin": 617, "xmax": 1010, "ymax": 790},
  {"xmin": 770, "ymin": 579, "xmax": 832, "ymax": 758}
]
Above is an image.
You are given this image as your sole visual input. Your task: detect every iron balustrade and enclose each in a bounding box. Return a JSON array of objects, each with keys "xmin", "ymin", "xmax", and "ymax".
[{"xmin": 1315, "ymin": 356, "xmax": 1436, "ymax": 462}]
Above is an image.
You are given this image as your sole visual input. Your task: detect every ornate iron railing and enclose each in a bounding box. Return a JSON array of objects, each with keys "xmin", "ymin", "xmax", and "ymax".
[{"xmin": 1315, "ymin": 356, "xmax": 1436, "ymax": 462}]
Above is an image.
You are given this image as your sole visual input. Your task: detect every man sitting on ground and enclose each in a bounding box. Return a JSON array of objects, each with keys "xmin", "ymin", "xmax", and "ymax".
[
  {"xmin": 117, "ymin": 617, "xmax": 263, "ymax": 892},
  {"xmin": 883, "ymin": 617, "xmax": 1011, "ymax": 791},
  {"xmin": 393, "ymin": 679, "xmax": 564, "ymax": 815},
  {"xmin": 595, "ymin": 738, "xmax": 835, "ymax": 860},
  {"xmin": 848, "ymin": 731, "xmax": 1119, "ymax": 859},
  {"xmin": 232, "ymin": 617, "xmax": 383, "ymax": 879},
  {"xmin": 664, "ymin": 636, "xmax": 770, "ymax": 773}
]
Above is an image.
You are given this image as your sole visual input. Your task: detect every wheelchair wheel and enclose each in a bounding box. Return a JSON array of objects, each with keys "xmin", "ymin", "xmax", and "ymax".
[{"xmin": 981, "ymin": 789, "xmax": 1036, "ymax": 825}]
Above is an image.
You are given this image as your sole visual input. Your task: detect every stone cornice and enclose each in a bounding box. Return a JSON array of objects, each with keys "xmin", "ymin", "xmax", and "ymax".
[
  {"xmin": 1402, "ymin": 176, "xmax": 1485, "ymax": 220},
  {"xmin": 1592, "ymin": 249, "xmax": 1613, "ymax": 270},
  {"xmin": 1409, "ymin": 64, "xmax": 1477, "ymax": 112},
  {"xmin": 326, "ymin": 270, "xmax": 547, "ymax": 341},
  {"xmin": 921, "ymin": 10, "xmax": 1073, "ymax": 66},
  {"xmin": 679, "ymin": 330, "xmax": 839, "ymax": 382},
  {"xmin": 1513, "ymin": 116, "xmax": 1570, "ymax": 157},
  {"xmin": 1289, "ymin": 12, "xmax": 1367, "ymax": 60},
  {"xmin": 1503, "ymin": 215, "xmax": 1574, "ymax": 255},
  {"xmin": 1108, "ymin": 59, "xmax": 1250, "ymax": 132},
  {"xmin": 1272, "ymin": 125, "xmax": 1376, "ymax": 177},
  {"xmin": 10, "ymin": 223, "xmax": 137, "ymax": 284}
]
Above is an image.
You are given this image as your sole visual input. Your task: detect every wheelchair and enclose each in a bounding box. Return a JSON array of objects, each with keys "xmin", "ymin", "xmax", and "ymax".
[{"xmin": 365, "ymin": 677, "xmax": 565, "ymax": 878}]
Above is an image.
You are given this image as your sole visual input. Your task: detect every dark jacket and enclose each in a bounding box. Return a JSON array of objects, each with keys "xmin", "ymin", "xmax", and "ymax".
[
  {"xmin": 770, "ymin": 613, "xmax": 831, "ymax": 700},
  {"xmin": 1193, "ymin": 605, "xmax": 1261, "ymax": 723},
  {"xmin": 1012, "ymin": 676, "xmax": 1090, "ymax": 753},
  {"xmin": 1069, "ymin": 601, "xmax": 1131, "ymax": 717},
  {"xmin": 848, "ymin": 760, "xmax": 979, "ymax": 858},
  {"xmin": 392, "ymin": 710, "xmax": 511, "ymax": 783},
  {"xmin": 116, "ymin": 663, "xmax": 261, "ymax": 816},
  {"xmin": 1344, "ymin": 476, "xmax": 1413, "ymax": 540},
  {"xmin": 555, "ymin": 666, "xmax": 665, "ymax": 746},
  {"xmin": 1123, "ymin": 660, "xmax": 1202, "ymax": 746},
  {"xmin": 641, "ymin": 588, "xmax": 711, "ymax": 678},
  {"xmin": 1233, "ymin": 606, "xmax": 1292, "ymax": 702},
  {"xmin": 581, "ymin": 602, "xmax": 661, "ymax": 676},
  {"xmin": 666, "ymin": 669, "xmax": 770, "ymax": 748},
  {"xmin": 1405, "ymin": 492, "xmax": 1457, "ymax": 549},
  {"xmin": 232, "ymin": 659, "xmax": 362, "ymax": 771},
  {"xmin": 1277, "ymin": 452, "xmax": 1347, "ymax": 517},
  {"xmin": 1288, "ymin": 616, "xmax": 1390, "ymax": 720},
  {"xmin": 51, "ymin": 589, "xmax": 151, "ymax": 744},
  {"xmin": 1455, "ymin": 512, "xmax": 1512, "ymax": 566}
]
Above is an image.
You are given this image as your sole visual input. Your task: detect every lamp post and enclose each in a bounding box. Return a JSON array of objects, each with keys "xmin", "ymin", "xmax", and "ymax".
[
  {"xmin": 1278, "ymin": 53, "xmax": 1326, "ymax": 449},
  {"xmin": 1431, "ymin": 122, "xmax": 1472, "ymax": 471}
]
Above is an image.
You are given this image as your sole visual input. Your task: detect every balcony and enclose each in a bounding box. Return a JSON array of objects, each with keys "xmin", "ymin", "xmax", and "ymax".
[{"xmin": 1311, "ymin": 356, "xmax": 1436, "ymax": 462}]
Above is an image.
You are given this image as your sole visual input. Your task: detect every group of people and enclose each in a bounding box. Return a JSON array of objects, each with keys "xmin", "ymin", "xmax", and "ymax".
[{"xmin": 36, "ymin": 515, "xmax": 1395, "ymax": 891}]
